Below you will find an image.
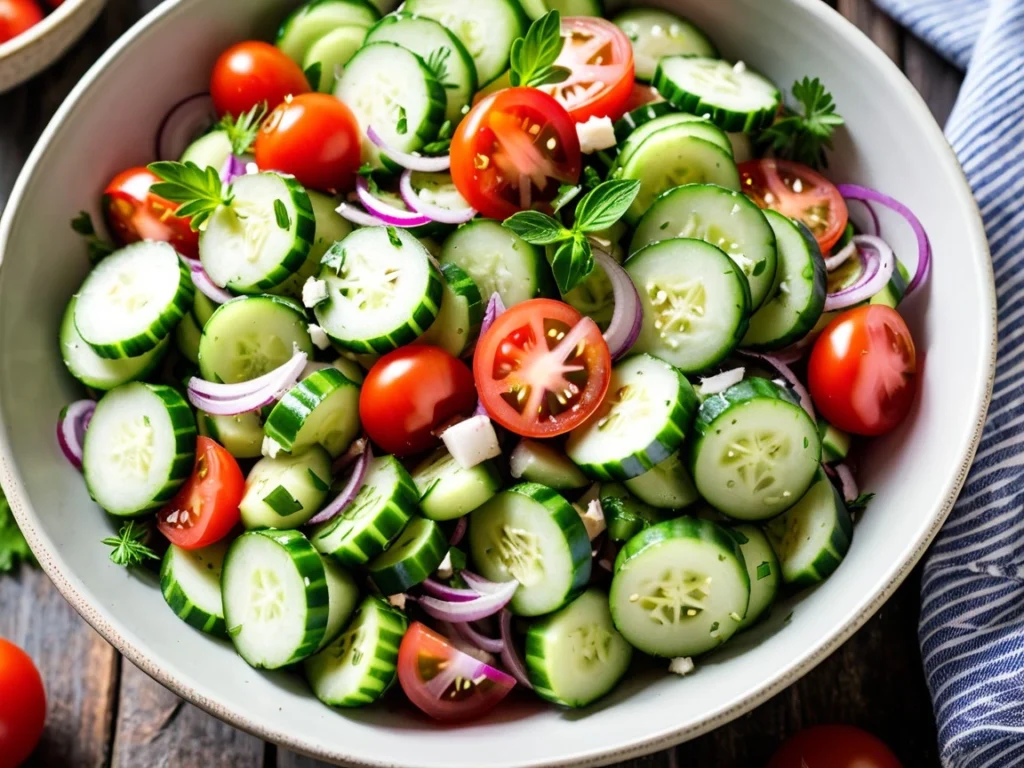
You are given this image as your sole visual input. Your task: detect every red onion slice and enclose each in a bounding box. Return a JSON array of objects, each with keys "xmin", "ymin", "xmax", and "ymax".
[
  {"xmin": 460, "ymin": 571, "xmax": 509, "ymax": 595},
  {"xmin": 332, "ymin": 436, "xmax": 368, "ymax": 473},
  {"xmin": 699, "ymin": 367, "xmax": 745, "ymax": 396},
  {"xmin": 306, "ymin": 443, "xmax": 371, "ymax": 525},
  {"xmin": 479, "ymin": 293, "xmax": 506, "ymax": 337},
  {"xmin": 57, "ymin": 400, "xmax": 95, "ymax": 471},
  {"xmin": 420, "ymin": 578, "xmax": 479, "ymax": 602},
  {"xmin": 187, "ymin": 261, "xmax": 234, "ymax": 304},
  {"xmin": 823, "ymin": 235, "xmax": 895, "ymax": 312},
  {"xmin": 188, "ymin": 351, "xmax": 307, "ymax": 400},
  {"xmin": 835, "ymin": 463, "xmax": 859, "ymax": 503},
  {"xmin": 355, "ymin": 176, "xmax": 433, "ymax": 227},
  {"xmin": 593, "ymin": 248, "xmax": 642, "ymax": 359},
  {"xmin": 499, "ymin": 609, "xmax": 533, "ymax": 690},
  {"xmin": 187, "ymin": 351, "xmax": 308, "ymax": 415},
  {"xmin": 423, "ymin": 642, "xmax": 516, "ymax": 699},
  {"xmin": 219, "ymin": 154, "xmax": 248, "ymax": 185},
  {"xmin": 156, "ymin": 93, "xmax": 217, "ymax": 161},
  {"xmin": 417, "ymin": 579, "xmax": 519, "ymax": 623},
  {"xmin": 367, "ymin": 126, "xmax": 451, "ymax": 172},
  {"xmin": 454, "ymin": 621, "xmax": 505, "ymax": 654},
  {"xmin": 336, "ymin": 201, "xmax": 388, "ymax": 228},
  {"xmin": 741, "ymin": 352, "xmax": 815, "ymax": 421},
  {"xmin": 399, "ymin": 170, "xmax": 476, "ymax": 225},
  {"xmin": 449, "ymin": 516, "xmax": 467, "ymax": 546},
  {"xmin": 825, "ymin": 239, "xmax": 858, "ymax": 272}
]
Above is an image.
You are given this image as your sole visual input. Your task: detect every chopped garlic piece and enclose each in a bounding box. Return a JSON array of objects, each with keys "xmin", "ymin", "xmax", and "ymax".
[
  {"xmin": 576, "ymin": 116, "xmax": 617, "ymax": 154},
  {"xmin": 669, "ymin": 657, "xmax": 695, "ymax": 676}
]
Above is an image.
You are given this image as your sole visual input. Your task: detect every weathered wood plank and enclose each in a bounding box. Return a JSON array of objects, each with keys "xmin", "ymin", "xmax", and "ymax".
[
  {"xmin": 903, "ymin": 35, "xmax": 963, "ymax": 125},
  {"xmin": 278, "ymin": 747, "xmax": 336, "ymax": 768},
  {"xmin": 837, "ymin": 0, "xmax": 902, "ymax": 62}
]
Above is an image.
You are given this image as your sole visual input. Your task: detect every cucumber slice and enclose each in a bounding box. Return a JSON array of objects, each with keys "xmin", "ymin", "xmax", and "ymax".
[
  {"xmin": 765, "ymin": 469, "xmax": 853, "ymax": 588},
  {"xmin": 192, "ymin": 291, "xmax": 218, "ymax": 328},
  {"xmin": 630, "ymin": 184, "xmax": 778, "ymax": 310},
  {"xmin": 439, "ymin": 219, "xmax": 554, "ymax": 308},
  {"xmin": 197, "ymin": 411, "xmax": 265, "ymax": 460},
  {"xmin": 160, "ymin": 540, "xmax": 230, "ymax": 637},
  {"xmin": 200, "ymin": 172, "xmax": 315, "ymax": 293},
  {"xmin": 180, "ymin": 130, "xmax": 234, "ymax": 171},
  {"xmin": 365, "ymin": 13, "xmax": 479, "ymax": 124},
  {"xmin": 562, "ymin": 255, "xmax": 618, "ymax": 331},
  {"xmin": 222, "ymin": 529, "xmax": 331, "ymax": 669},
  {"xmin": 600, "ymin": 483, "xmax": 664, "ymax": 542},
  {"xmin": 469, "ymin": 483, "xmax": 591, "ymax": 617},
  {"xmin": 175, "ymin": 311, "xmax": 202, "ymax": 365},
  {"xmin": 60, "ymin": 297, "xmax": 169, "ymax": 391},
  {"xmin": 818, "ymin": 418, "xmax": 851, "ymax": 464},
  {"xmin": 264, "ymin": 368, "xmax": 360, "ymax": 458},
  {"xmin": 303, "ymin": 25, "xmax": 367, "ymax": 92},
  {"xmin": 617, "ymin": 114, "xmax": 733, "ymax": 171},
  {"xmin": 310, "ymin": 455, "xmax": 419, "ymax": 566},
  {"xmin": 83, "ymin": 383, "xmax": 196, "ymax": 517},
  {"xmin": 730, "ymin": 524, "xmax": 779, "ymax": 629},
  {"xmin": 525, "ymin": 588, "xmax": 632, "ymax": 708},
  {"xmin": 689, "ymin": 378, "xmax": 821, "ymax": 521},
  {"xmin": 566, "ymin": 353, "xmax": 699, "ymax": 481},
  {"xmin": 271, "ymin": 190, "xmax": 354, "ymax": 300},
  {"xmin": 613, "ymin": 8, "xmax": 717, "ymax": 82},
  {"xmin": 314, "ymin": 227, "xmax": 443, "ymax": 354},
  {"xmin": 419, "ymin": 262, "xmax": 483, "ymax": 357},
  {"xmin": 625, "ymin": 238, "xmax": 751, "ymax": 374},
  {"xmin": 319, "ymin": 556, "xmax": 361, "ymax": 650},
  {"xmin": 239, "ymin": 447, "xmax": 333, "ymax": 530},
  {"xmin": 74, "ymin": 241, "xmax": 193, "ymax": 360},
  {"xmin": 654, "ymin": 56, "xmax": 781, "ymax": 133},
  {"xmin": 521, "ymin": 0, "xmax": 603, "ymax": 18},
  {"xmin": 613, "ymin": 101, "xmax": 676, "ymax": 143},
  {"xmin": 276, "ymin": 0, "xmax": 380, "ymax": 62},
  {"xmin": 304, "ymin": 595, "xmax": 408, "ymax": 707},
  {"xmin": 368, "ymin": 517, "xmax": 449, "ymax": 594},
  {"xmin": 623, "ymin": 452, "xmax": 699, "ymax": 510},
  {"xmin": 411, "ymin": 448, "xmax": 502, "ymax": 521},
  {"xmin": 610, "ymin": 517, "xmax": 749, "ymax": 657},
  {"xmin": 404, "ymin": 0, "xmax": 528, "ymax": 86},
  {"xmin": 509, "ymin": 440, "xmax": 589, "ymax": 491},
  {"xmin": 198, "ymin": 295, "xmax": 314, "ymax": 384},
  {"xmin": 741, "ymin": 210, "xmax": 827, "ymax": 349}
]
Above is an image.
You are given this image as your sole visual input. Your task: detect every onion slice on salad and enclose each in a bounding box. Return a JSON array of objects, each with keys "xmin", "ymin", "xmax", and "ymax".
[
  {"xmin": 184, "ymin": 259, "xmax": 234, "ymax": 304},
  {"xmin": 57, "ymin": 399, "xmax": 96, "ymax": 471},
  {"xmin": 449, "ymin": 516, "xmax": 468, "ymax": 546},
  {"xmin": 419, "ymin": 578, "xmax": 479, "ymax": 603},
  {"xmin": 306, "ymin": 443, "xmax": 372, "ymax": 526},
  {"xmin": 156, "ymin": 92, "xmax": 216, "ymax": 161},
  {"xmin": 186, "ymin": 351, "xmax": 308, "ymax": 415},
  {"xmin": 741, "ymin": 352, "xmax": 815, "ymax": 421},
  {"xmin": 835, "ymin": 462, "xmax": 859, "ymax": 503},
  {"xmin": 499, "ymin": 609, "xmax": 533, "ymax": 690},
  {"xmin": 416, "ymin": 579, "xmax": 519, "ymax": 623},
  {"xmin": 454, "ymin": 621, "xmax": 505, "ymax": 654},
  {"xmin": 825, "ymin": 239, "xmax": 858, "ymax": 272},
  {"xmin": 367, "ymin": 126, "xmax": 451, "ymax": 173},
  {"xmin": 219, "ymin": 154, "xmax": 248, "ymax": 185},
  {"xmin": 823, "ymin": 235, "xmax": 895, "ymax": 312},
  {"xmin": 593, "ymin": 248, "xmax": 643, "ymax": 359},
  {"xmin": 336, "ymin": 201, "xmax": 388, "ymax": 228},
  {"xmin": 355, "ymin": 176, "xmax": 433, "ymax": 227},
  {"xmin": 398, "ymin": 170, "xmax": 477, "ymax": 225},
  {"xmin": 480, "ymin": 293, "xmax": 506, "ymax": 338}
]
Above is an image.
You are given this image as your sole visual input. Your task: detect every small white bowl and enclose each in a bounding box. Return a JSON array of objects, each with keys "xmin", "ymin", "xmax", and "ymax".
[
  {"xmin": 0, "ymin": 0, "xmax": 995, "ymax": 766},
  {"xmin": 0, "ymin": 0, "xmax": 107, "ymax": 93}
]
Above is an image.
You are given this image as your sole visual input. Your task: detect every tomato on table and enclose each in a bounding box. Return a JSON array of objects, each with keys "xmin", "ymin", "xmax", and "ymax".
[
  {"xmin": 739, "ymin": 158, "xmax": 849, "ymax": 253},
  {"xmin": 397, "ymin": 622, "xmax": 516, "ymax": 722},
  {"xmin": 474, "ymin": 299, "xmax": 611, "ymax": 438},
  {"xmin": 0, "ymin": 0, "xmax": 43, "ymax": 45},
  {"xmin": 808, "ymin": 305, "xmax": 917, "ymax": 436},
  {"xmin": 451, "ymin": 87, "xmax": 581, "ymax": 221},
  {"xmin": 103, "ymin": 167, "xmax": 200, "ymax": 259},
  {"xmin": 0, "ymin": 637, "xmax": 46, "ymax": 768},
  {"xmin": 210, "ymin": 40, "xmax": 310, "ymax": 117},
  {"xmin": 255, "ymin": 93, "xmax": 361, "ymax": 192},
  {"xmin": 360, "ymin": 345, "xmax": 477, "ymax": 457},
  {"xmin": 769, "ymin": 725, "xmax": 903, "ymax": 768},
  {"xmin": 157, "ymin": 437, "xmax": 245, "ymax": 550}
]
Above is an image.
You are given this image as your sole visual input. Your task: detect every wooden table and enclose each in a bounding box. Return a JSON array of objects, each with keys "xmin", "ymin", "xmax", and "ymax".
[{"xmin": 0, "ymin": 1, "xmax": 964, "ymax": 765}]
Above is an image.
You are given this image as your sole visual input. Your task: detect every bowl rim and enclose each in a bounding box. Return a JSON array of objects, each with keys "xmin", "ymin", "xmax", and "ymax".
[
  {"xmin": 0, "ymin": 0, "xmax": 996, "ymax": 765},
  {"xmin": 0, "ymin": 0, "xmax": 96, "ymax": 59}
]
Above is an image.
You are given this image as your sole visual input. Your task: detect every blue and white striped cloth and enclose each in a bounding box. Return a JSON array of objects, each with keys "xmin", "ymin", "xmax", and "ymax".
[{"xmin": 871, "ymin": 1, "xmax": 1024, "ymax": 765}]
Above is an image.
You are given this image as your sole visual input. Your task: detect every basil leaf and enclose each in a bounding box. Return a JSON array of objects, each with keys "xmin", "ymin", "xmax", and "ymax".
[
  {"xmin": 573, "ymin": 179, "xmax": 641, "ymax": 233},
  {"xmin": 549, "ymin": 234, "xmax": 594, "ymax": 294},
  {"xmin": 263, "ymin": 485, "xmax": 304, "ymax": 517},
  {"xmin": 502, "ymin": 211, "xmax": 571, "ymax": 245},
  {"xmin": 510, "ymin": 11, "xmax": 564, "ymax": 88}
]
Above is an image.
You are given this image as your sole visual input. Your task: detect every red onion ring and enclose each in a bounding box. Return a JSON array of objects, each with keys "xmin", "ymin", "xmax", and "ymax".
[
  {"xmin": 835, "ymin": 463, "xmax": 859, "ymax": 503},
  {"xmin": 420, "ymin": 578, "xmax": 479, "ymax": 603},
  {"xmin": 219, "ymin": 154, "xmax": 248, "ymax": 185},
  {"xmin": 57, "ymin": 400, "xmax": 95, "ymax": 471},
  {"xmin": 593, "ymin": 248, "xmax": 642, "ymax": 359},
  {"xmin": 306, "ymin": 443, "xmax": 371, "ymax": 525},
  {"xmin": 847, "ymin": 198, "xmax": 881, "ymax": 237},
  {"xmin": 741, "ymin": 352, "xmax": 815, "ymax": 421},
  {"xmin": 461, "ymin": 571, "xmax": 509, "ymax": 595},
  {"xmin": 823, "ymin": 235, "xmax": 895, "ymax": 312},
  {"xmin": 479, "ymin": 293, "xmax": 506, "ymax": 337},
  {"xmin": 332, "ymin": 436, "xmax": 368, "ymax": 473},
  {"xmin": 336, "ymin": 201, "xmax": 388, "ymax": 228},
  {"xmin": 449, "ymin": 516, "xmax": 467, "ymax": 546},
  {"xmin": 187, "ymin": 351, "xmax": 308, "ymax": 415},
  {"xmin": 454, "ymin": 621, "xmax": 505, "ymax": 654},
  {"xmin": 367, "ymin": 126, "xmax": 451, "ymax": 172},
  {"xmin": 188, "ymin": 261, "xmax": 234, "ymax": 304},
  {"xmin": 825, "ymin": 239, "xmax": 858, "ymax": 272},
  {"xmin": 156, "ymin": 93, "xmax": 217, "ymax": 161},
  {"xmin": 417, "ymin": 579, "xmax": 519, "ymax": 623},
  {"xmin": 399, "ymin": 170, "xmax": 477, "ymax": 225},
  {"xmin": 355, "ymin": 176, "xmax": 433, "ymax": 227},
  {"xmin": 499, "ymin": 609, "xmax": 533, "ymax": 690}
]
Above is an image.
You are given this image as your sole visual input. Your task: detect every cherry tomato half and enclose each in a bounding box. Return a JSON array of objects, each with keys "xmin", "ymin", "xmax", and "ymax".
[
  {"xmin": 474, "ymin": 299, "xmax": 611, "ymax": 438},
  {"xmin": 397, "ymin": 622, "xmax": 516, "ymax": 722},
  {"xmin": 769, "ymin": 725, "xmax": 903, "ymax": 768},
  {"xmin": 210, "ymin": 41, "xmax": 310, "ymax": 117},
  {"xmin": 0, "ymin": 637, "xmax": 46, "ymax": 768},
  {"xmin": 157, "ymin": 437, "xmax": 245, "ymax": 550},
  {"xmin": 0, "ymin": 0, "xmax": 43, "ymax": 45},
  {"xmin": 103, "ymin": 167, "xmax": 199, "ymax": 259},
  {"xmin": 808, "ymin": 305, "xmax": 917, "ymax": 436},
  {"xmin": 360, "ymin": 345, "xmax": 477, "ymax": 457},
  {"xmin": 255, "ymin": 93, "xmax": 361, "ymax": 192},
  {"xmin": 451, "ymin": 87, "xmax": 581, "ymax": 220},
  {"xmin": 740, "ymin": 158, "xmax": 849, "ymax": 253}
]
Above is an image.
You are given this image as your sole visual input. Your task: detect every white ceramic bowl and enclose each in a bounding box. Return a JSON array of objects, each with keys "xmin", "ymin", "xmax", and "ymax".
[
  {"xmin": 0, "ymin": 0, "xmax": 995, "ymax": 765},
  {"xmin": 0, "ymin": 0, "xmax": 107, "ymax": 93}
]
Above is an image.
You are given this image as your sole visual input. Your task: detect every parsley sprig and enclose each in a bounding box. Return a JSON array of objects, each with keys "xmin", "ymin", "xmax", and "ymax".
[
  {"xmin": 0, "ymin": 488, "xmax": 35, "ymax": 574},
  {"xmin": 70, "ymin": 212, "xmax": 116, "ymax": 265},
  {"xmin": 218, "ymin": 102, "xmax": 267, "ymax": 156},
  {"xmin": 148, "ymin": 160, "xmax": 233, "ymax": 230},
  {"xmin": 503, "ymin": 179, "xmax": 641, "ymax": 293},
  {"xmin": 510, "ymin": 10, "xmax": 570, "ymax": 88},
  {"xmin": 760, "ymin": 77, "xmax": 844, "ymax": 169},
  {"xmin": 425, "ymin": 47, "xmax": 458, "ymax": 89},
  {"xmin": 102, "ymin": 521, "xmax": 159, "ymax": 569}
]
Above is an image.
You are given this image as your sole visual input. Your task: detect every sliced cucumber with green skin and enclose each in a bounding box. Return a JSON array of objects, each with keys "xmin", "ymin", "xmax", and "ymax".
[
  {"xmin": 315, "ymin": 227, "xmax": 443, "ymax": 354},
  {"xmin": 469, "ymin": 483, "xmax": 591, "ymax": 617},
  {"xmin": 525, "ymin": 588, "xmax": 632, "ymax": 708},
  {"xmin": 272, "ymin": 190, "xmax": 354, "ymax": 301},
  {"xmin": 730, "ymin": 524, "xmax": 779, "ymax": 629},
  {"xmin": 60, "ymin": 297, "xmax": 169, "ymax": 391},
  {"xmin": 319, "ymin": 556, "xmax": 361, "ymax": 651},
  {"xmin": 625, "ymin": 238, "xmax": 751, "ymax": 374},
  {"xmin": 765, "ymin": 469, "xmax": 853, "ymax": 588},
  {"xmin": 83, "ymin": 383, "xmax": 196, "ymax": 517},
  {"xmin": 74, "ymin": 241, "xmax": 193, "ymax": 360},
  {"xmin": 561, "ymin": 251, "xmax": 618, "ymax": 331},
  {"xmin": 404, "ymin": 0, "xmax": 528, "ymax": 86},
  {"xmin": 419, "ymin": 263, "xmax": 483, "ymax": 357},
  {"xmin": 200, "ymin": 173, "xmax": 315, "ymax": 294},
  {"xmin": 191, "ymin": 292, "xmax": 218, "ymax": 329},
  {"xmin": 509, "ymin": 440, "xmax": 589, "ymax": 491},
  {"xmin": 160, "ymin": 540, "xmax": 230, "ymax": 637},
  {"xmin": 524, "ymin": 0, "xmax": 603, "ymax": 18},
  {"xmin": 197, "ymin": 411, "xmax": 264, "ymax": 460},
  {"xmin": 276, "ymin": 0, "xmax": 380, "ymax": 63},
  {"xmin": 613, "ymin": 8, "xmax": 717, "ymax": 83},
  {"xmin": 175, "ymin": 311, "xmax": 202, "ymax": 365},
  {"xmin": 303, "ymin": 25, "xmax": 367, "ymax": 92},
  {"xmin": 689, "ymin": 378, "xmax": 821, "ymax": 521},
  {"xmin": 610, "ymin": 517, "xmax": 749, "ymax": 657},
  {"xmin": 310, "ymin": 455, "xmax": 418, "ymax": 567},
  {"xmin": 411, "ymin": 448, "xmax": 502, "ymax": 521},
  {"xmin": 600, "ymin": 483, "xmax": 665, "ymax": 542},
  {"xmin": 613, "ymin": 101, "xmax": 676, "ymax": 143},
  {"xmin": 180, "ymin": 130, "xmax": 234, "ymax": 171},
  {"xmin": 742, "ymin": 211, "xmax": 827, "ymax": 350},
  {"xmin": 365, "ymin": 13, "xmax": 479, "ymax": 124},
  {"xmin": 617, "ymin": 114, "xmax": 733, "ymax": 169},
  {"xmin": 264, "ymin": 368, "xmax": 360, "ymax": 458},
  {"xmin": 624, "ymin": 452, "xmax": 699, "ymax": 510},
  {"xmin": 818, "ymin": 418, "xmax": 851, "ymax": 464},
  {"xmin": 239, "ymin": 447, "xmax": 333, "ymax": 530},
  {"xmin": 440, "ymin": 220, "xmax": 554, "ymax": 307},
  {"xmin": 368, "ymin": 516, "xmax": 449, "ymax": 594},
  {"xmin": 654, "ymin": 56, "xmax": 781, "ymax": 133},
  {"xmin": 330, "ymin": 356, "xmax": 366, "ymax": 384},
  {"xmin": 567, "ymin": 354, "xmax": 699, "ymax": 481},
  {"xmin": 222, "ymin": 529, "xmax": 330, "ymax": 669},
  {"xmin": 304, "ymin": 595, "xmax": 408, "ymax": 707}
]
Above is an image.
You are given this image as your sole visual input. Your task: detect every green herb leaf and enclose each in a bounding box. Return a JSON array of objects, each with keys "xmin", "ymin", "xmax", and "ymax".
[
  {"xmin": 731, "ymin": 528, "xmax": 749, "ymax": 545},
  {"xmin": 322, "ymin": 242, "xmax": 346, "ymax": 272},
  {"xmin": 218, "ymin": 102, "xmax": 267, "ymax": 157},
  {"xmin": 227, "ymin": 624, "xmax": 243, "ymax": 638},
  {"xmin": 263, "ymin": 485, "xmax": 304, "ymax": 517},
  {"xmin": 307, "ymin": 469, "xmax": 330, "ymax": 492},
  {"xmin": 756, "ymin": 561, "xmax": 772, "ymax": 580},
  {"xmin": 752, "ymin": 259, "xmax": 767, "ymax": 277},
  {"xmin": 273, "ymin": 199, "xmax": 291, "ymax": 230},
  {"xmin": 304, "ymin": 62, "xmax": 323, "ymax": 91},
  {"xmin": 396, "ymin": 106, "xmax": 408, "ymax": 136},
  {"xmin": 148, "ymin": 161, "xmax": 232, "ymax": 230},
  {"xmin": 425, "ymin": 47, "xmax": 457, "ymax": 89},
  {"xmin": 102, "ymin": 521, "xmax": 159, "ymax": 569},
  {"xmin": 448, "ymin": 546, "xmax": 467, "ymax": 573},
  {"xmin": 552, "ymin": 184, "xmax": 582, "ymax": 213},
  {"xmin": 437, "ymin": 119, "xmax": 454, "ymax": 141},
  {"xmin": 70, "ymin": 212, "xmax": 116, "ymax": 265},
  {"xmin": 502, "ymin": 210, "xmax": 572, "ymax": 245},
  {"xmin": 759, "ymin": 76, "xmax": 844, "ymax": 169},
  {"xmin": 422, "ymin": 139, "xmax": 451, "ymax": 155},
  {"xmin": 582, "ymin": 165, "xmax": 604, "ymax": 189},
  {"xmin": 0, "ymin": 488, "xmax": 35, "ymax": 574},
  {"xmin": 550, "ymin": 234, "xmax": 593, "ymax": 294},
  {"xmin": 847, "ymin": 492, "xmax": 875, "ymax": 512},
  {"xmin": 357, "ymin": 163, "xmax": 376, "ymax": 177},
  {"xmin": 510, "ymin": 10, "xmax": 567, "ymax": 88},
  {"xmin": 573, "ymin": 179, "xmax": 641, "ymax": 232},
  {"xmin": 386, "ymin": 226, "xmax": 403, "ymax": 248}
]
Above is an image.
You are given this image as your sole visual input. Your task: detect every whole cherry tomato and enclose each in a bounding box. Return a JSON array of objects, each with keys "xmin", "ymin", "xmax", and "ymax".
[{"xmin": 210, "ymin": 41, "xmax": 310, "ymax": 117}]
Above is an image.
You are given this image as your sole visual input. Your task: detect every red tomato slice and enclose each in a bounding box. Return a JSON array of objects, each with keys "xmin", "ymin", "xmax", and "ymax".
[
  {"xmin": 474, "ymin": 299, "xmax": 611, "ymax": 438},
  {"xmin": 103, "ymin": 167, "xmax": 200, "ymax": 259},
  {"xmin": 537, "ymin": 16, "xmax": 635, "ymax": 123},
  {"xmin": 769, "ymin": 725, "xmax": 903, "ymax": 768},
  {"xmin": 397, "ymin": 622, "xmax": 515, "ymax": 722},
  {"xmin": 157, "ymin": 437, "xmax": 245, "ymax": 550},
  {"xmin": 739, "ymin": 158, "xmax": 849, "ymax": 253},
  {"xmin": 450, "ymin": 87, "xmax": 581, "ymax": 220}
]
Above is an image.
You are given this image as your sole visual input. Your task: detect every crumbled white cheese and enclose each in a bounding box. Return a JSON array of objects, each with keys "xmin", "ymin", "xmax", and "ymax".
[
  {"xmin": 699, "ymin": 367, "xmax": 745, "ymax": 397},
  {"xmin": 435, "ymin": 551, "xmax": 454, "ymax": 580},
  {"xmin": 669, "ymin": 657, "xmax": 695, "ymax": 676},
  {"xmin": 576, "ymin": 116, "xmax": 617, "ymax": 154},
  {"xmin": 442, "ymin": 415, "xmax": 501, "ymax": 469},
  {"xmin": 732, "ymin": 60, "xmax": 747, "ymax": 75},
  {"xmin": 308, "ymin": 324, "xmax": 331, "ymax": 350},
  {"xmin": 245, "ymin": 162, "xmax": 259, "ymax": 175},
  {"xmin": 302, "ymin": 277, "xmax": 328, "ymax": 308},
  {"xmin": 576, "ymin": 499, "xmax": 606, "ymax": 541},
  {"xmin": 262, "ymin": 436, "xmax": 284, "ymax": 459},
  {"xmin": 388, "ymin": 594, "xmax": 407, "ymax": 611}
]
